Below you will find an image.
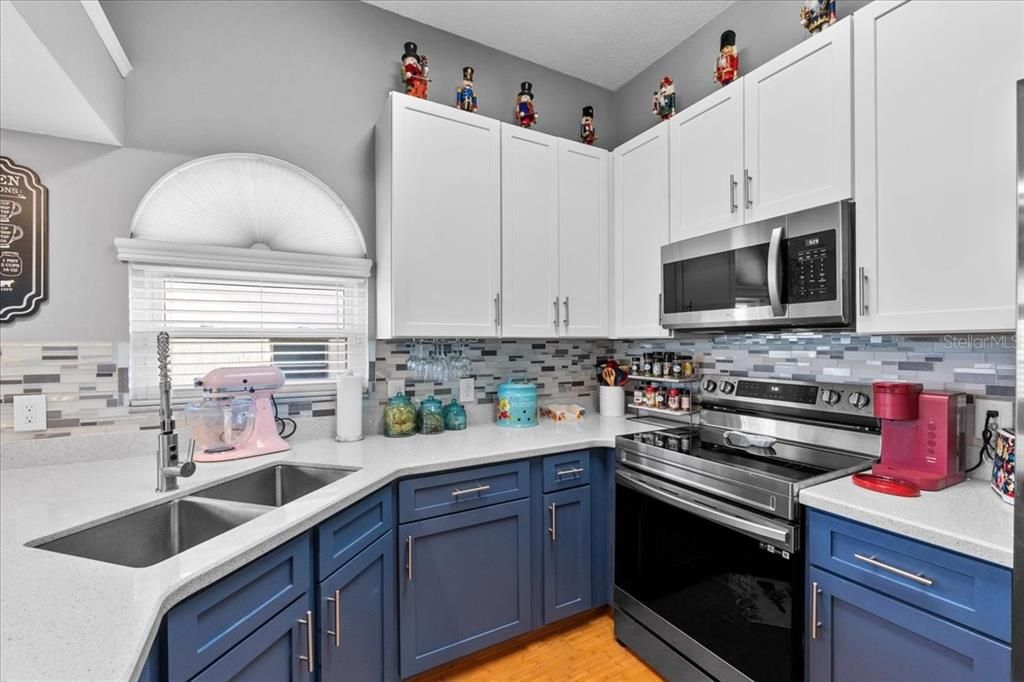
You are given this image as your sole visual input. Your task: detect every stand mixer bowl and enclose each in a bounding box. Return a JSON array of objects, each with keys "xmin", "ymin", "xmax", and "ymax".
[{"xmin": 185, "ymin": 397, "xmax": 256, "ymax": 453}]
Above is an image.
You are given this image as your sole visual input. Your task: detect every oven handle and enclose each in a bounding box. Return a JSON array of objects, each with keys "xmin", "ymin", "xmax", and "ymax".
[
  {"xmin": 616, "ymin": 470, "xmax": 791, "ymax": 546},
  {"xmin": 767, "ymin": 225, "xmax": 786, "ymax": 317}
]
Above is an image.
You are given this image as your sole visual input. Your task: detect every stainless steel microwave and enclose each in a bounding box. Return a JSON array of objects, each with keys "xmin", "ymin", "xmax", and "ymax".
[{"xmin": 660, "ymin": 201, "xmax": 853, "ymax": 331}]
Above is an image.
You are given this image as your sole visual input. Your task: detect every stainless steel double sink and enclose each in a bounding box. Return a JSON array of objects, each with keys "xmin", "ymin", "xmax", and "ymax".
[{"xmin": 31, "ymin": 464, "xmax": 357, "ymax": 568}]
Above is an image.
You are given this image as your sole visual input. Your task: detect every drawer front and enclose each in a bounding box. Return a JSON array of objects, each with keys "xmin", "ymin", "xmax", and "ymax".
[
  {"xmin": 317, "ymin": 486, "xmax": 394, "ymax": 579},
  {"xmin": 542, "ymin": 450, "xmax": 591, "ymax": 493},
  {"xmin": 807, "ymin": 510, "xmax": 1012, "ymax": 641},
  {"xmin": 398, "ymin": 461, "xmax": 530, "ymax": 523},
  {"xmin": 168, "ymin": 534, "xmax": 312, "ymax": 682}
]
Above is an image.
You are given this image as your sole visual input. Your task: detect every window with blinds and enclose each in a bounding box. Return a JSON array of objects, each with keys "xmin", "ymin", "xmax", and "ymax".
[{"xmin": 129, "ymin": 263, "xmax": 368, "ymax": 405}]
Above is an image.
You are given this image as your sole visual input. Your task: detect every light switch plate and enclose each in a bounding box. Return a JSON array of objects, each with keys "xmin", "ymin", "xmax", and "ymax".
[
  {"xmin": 13, "ymin": 394, "xmax": 47, "ymax": 432},
  {"xmin": 387, "ymin": 379, "xmax": 405, "ymax": 398},
  {"xmin": 459, "ymin": 378, "xmax": 476, "ymax": 402}
]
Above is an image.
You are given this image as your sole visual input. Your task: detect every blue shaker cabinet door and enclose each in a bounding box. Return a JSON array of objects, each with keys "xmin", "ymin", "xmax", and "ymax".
[
  {"xmin": 318, "ymin": 530, "xmax": 398, "ymax": 682},
  {"xmin": 807, "ymin": 567, "xmax": 1010, "ymax": 682},
  {"xmin": 398, "ymin": 499, "xmax": 532, "ymax": 677},
  {"xmin": 542, "ymin": 486, "xmax": 592, "ymax": 624}
]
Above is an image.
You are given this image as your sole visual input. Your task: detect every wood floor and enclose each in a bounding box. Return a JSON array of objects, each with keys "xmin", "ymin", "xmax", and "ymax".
[{"xmin": 411, "ymin": 608, "xmax": 662, "ymax": 681}]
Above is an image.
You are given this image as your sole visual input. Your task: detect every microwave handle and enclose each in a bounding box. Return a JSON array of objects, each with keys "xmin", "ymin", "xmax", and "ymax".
[{"xmin": 767, "ymin": 225, "xmax": 785, "ymax": 317}]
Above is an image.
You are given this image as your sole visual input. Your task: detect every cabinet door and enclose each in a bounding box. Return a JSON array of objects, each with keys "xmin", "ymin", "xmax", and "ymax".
[
  {"xmin": 501, "ymin": 124, "xmax": 560, "ymax": 338},
  {"xmin": 318, "ymin": 530, "xmax": 397, "ymax": 682},
  {"xmin": 391, "ymin": 94, "xmax": 502, "ymax": 337},
  {"xmin": 854, "ymin": 0, "xmax": 1022, "ymax": 333},
  {"xmin": 543, "ymin": 486, "xmax": 592, "ymax": 624},
  {"xmin": 191, "ymin": 595, "xmax": 315, "ymax": 682},
  {"xmin": 558, "ymin": 140, "xmax": 609, "ymax": 337},
  {"xmin": 743, "ymin": 18, "xmax": 851, "ymax": 223},
  {"xmin": 399, "ymin": 499, "xmax": 531, "ymax": 677},
  {"xmin": 612, "ymin": 122, "xmax": 672, "ymax": 339},
  {"xmin": 807, "ymin": 567, "xmax": 1010, "ymax": 682},
  {"xmin": 669, "ymin": 82, "xmax": 744, "ymax": 241}
]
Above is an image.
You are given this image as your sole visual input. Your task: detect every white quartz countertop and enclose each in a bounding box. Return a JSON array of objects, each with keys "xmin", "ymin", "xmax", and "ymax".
[
  {"xmin": 0, "ymin": 417, "xmax": 658, "ymax": 682},
  {"xmin": 800, "ymin": 473, "xmax": 1015, "ymax": 568}
]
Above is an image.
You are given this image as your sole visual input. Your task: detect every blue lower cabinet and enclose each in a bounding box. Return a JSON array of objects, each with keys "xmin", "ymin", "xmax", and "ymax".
[
  {"xmin": 191, "ymin": 594, "xmax": 316, "ymax": 682},
  {"xmin": 542, "ymin": 486, "xmax": 592, "ymax": 624},
  {"xmin": 807, "ymin": 566, "xmax": 1010, "ymax": 682},
  {"xmin": 399, "ymin": 498, "xmax": 532, "ymax": 677},
  {"xmin": 318, "ymin": 530, "xmax": 397, "ymax": 682}
]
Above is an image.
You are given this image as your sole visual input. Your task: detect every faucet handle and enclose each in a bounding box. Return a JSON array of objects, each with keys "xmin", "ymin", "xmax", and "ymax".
[{"xmin": 179, "ymin": 438, "xmax": 196, "ymax": 477}]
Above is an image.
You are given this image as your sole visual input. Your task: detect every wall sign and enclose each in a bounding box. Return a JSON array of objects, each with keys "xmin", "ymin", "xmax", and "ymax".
[{"xmin": 0, "ymin": 156, "xmax": 48, "ymax": 322}]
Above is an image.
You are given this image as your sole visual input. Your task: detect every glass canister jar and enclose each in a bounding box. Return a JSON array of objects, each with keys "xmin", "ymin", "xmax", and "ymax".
[
  {"xmin": 418, "ymin": 396, "xmax": 445, "ymax": 434},
  {"xmin": 443, "ymin": 399, "xmax": 468, "ymax": 431},
  {"xmin": 383, "ymin": 393, "xmax": 417, "ymax": 437}
]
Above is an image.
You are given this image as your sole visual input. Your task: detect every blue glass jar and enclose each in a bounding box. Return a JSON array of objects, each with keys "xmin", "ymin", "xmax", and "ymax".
[
  {"xmin": 443, "ymin": 399, "xmax": 467, "ymax": 431},
  {"xmin": 496, "ymin": 381, "xmax": 538, "ymax": 428},
  {"xmin": 418, "ymin": 396, "xmax": 445, "ymax": 435},
  {"xmin": 383, "ymin": 393, "xmax": 417, "ymax": 437}
]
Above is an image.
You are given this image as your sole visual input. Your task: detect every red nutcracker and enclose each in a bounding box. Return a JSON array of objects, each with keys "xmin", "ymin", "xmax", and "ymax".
[
  {"xmin": 580, "ymin": 105, "xmax": 597, "ymax": 145},
  {"xmin": 714, "ymin": 30, "xmax": 739, "ymax": 86},
  {"xmin": 515, "ymin": 81, "xmax": 538, "ymax": 128},
  {"xmin": 401, "ymin": 41, "xmax": 429, "ymax": 99}
]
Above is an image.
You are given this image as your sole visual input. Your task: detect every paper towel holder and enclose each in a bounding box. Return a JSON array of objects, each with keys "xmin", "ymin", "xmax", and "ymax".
[{"xmin": 335, "ymin": 371, "xmax": 365, "ymax": 443}]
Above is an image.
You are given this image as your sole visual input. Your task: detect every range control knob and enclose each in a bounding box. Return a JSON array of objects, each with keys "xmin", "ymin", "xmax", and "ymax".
[
  {"xmin": 702, "ymin": 379, "xmax": 717, "ymax": 393},
  {"xmin": 720, "ymin": 381, "xmax": 736, "ymax": 395},
  {"xmin": 820, "ymin": 389, "xmax": 841, "ymax": 406},
  {"xmin": 848, "ymin": 392, "xmax": 870, "ymax": 409}
]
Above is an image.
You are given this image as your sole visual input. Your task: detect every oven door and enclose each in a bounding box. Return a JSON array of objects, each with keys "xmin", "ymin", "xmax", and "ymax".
[{"xmin": 614, "ymin": 467, "xmax": 803, "ymax": 682}]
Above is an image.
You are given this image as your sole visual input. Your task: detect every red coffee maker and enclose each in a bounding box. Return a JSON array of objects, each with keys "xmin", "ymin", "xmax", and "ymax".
[{"xmin": 869, "ymin": 382, "xmax": 967, "ymax": 491}]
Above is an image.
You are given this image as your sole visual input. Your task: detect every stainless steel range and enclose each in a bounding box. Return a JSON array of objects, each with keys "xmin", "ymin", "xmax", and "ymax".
[{"xmin": 613, "ymin": 374, "xmax": 881, "ymax": 682}]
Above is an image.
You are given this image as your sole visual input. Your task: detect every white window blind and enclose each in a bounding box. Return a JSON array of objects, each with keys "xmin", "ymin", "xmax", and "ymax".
[{"xmin": 129, "ymin": 263, "xmax": 368, "ymax": 405}]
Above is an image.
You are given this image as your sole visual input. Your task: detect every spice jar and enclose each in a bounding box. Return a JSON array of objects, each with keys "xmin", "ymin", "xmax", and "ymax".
[
  {"xmin": 642, "ymin": 354, "xmax": 653, "ymax": 376},
  {"xmin": 680, "ymin": 388, "xmax": 691, "ymax": 412},
  {"xmin": 652, "ymin": 354, "xmax": 663, "ymax": 378},
  {"xmin": 668, "ymin": 388, "xmax": 680, "ymax": 411},
  {"xmin": 633, "ymin": 384, "xmax": 645, "ymax": 405},
  {"xmin": 663, "ymin": 353, "xmax": 673, "ymax": 378},
  {"xmin": 672, "ymin": 355, "xmax": 683, "ymax": 379},
  {"xmin": 655, "ymin": 386, "xmax": 667, "ymax": 409},
  {"xmin": 681, "ymin": 355, "xmax": 695, "ymax": 377},
  {"xmin": 630, "ymin": 357, "xmax": 641, "ymax": 376},
  {"xmin": 644, "ymin": 385, "xmax": 657, "ymax": 407}
]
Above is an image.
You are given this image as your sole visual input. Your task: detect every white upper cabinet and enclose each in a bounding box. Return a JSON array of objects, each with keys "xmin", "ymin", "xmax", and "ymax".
[
  {"xmin": 558, "ymin": 139, "xmax": 609, "ymax": 337},
  {"xmin": 376, "ymin": 93, "xmax": 502, "ymax": 338},
  {"xmin": 743, "ymin": 18, "xmax": 852, "ymax": 222},
  {"xmin": 854, "ymin": 0, "xmax": 1022, "ymax": 333},
  {"xmin": 501, "ymin": 125, "xmax": 561, "ymax": 338},
  {"xmin": 613, "ymin": 122, "xmax": 672, "ymax": 339},
  {"xmin": 669, "ymin": 82, "xmax": 745, "ymax": 242}
]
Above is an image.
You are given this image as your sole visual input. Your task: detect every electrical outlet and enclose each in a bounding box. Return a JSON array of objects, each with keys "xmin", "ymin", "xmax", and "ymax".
[
  {"xmin": 13, "ymin": 394, "xmax": 47, "ymax": 432},
  {"xmin": 459, "ymin": 377, "xmax": 476, "ymax": 402},
  {"xmin": 387, "ymin": 379, "xmax": 405, "ymax": 398},
  {"xmin": 973, "ymin": 398, "xmax": 1013, "ymax": 443}
]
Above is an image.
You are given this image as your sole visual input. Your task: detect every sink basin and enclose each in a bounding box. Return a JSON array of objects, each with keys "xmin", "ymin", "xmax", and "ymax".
[
  {"xmin": 33, "ymin": 497, "xmax": 270, "ymax": 568},
  {"xmin": 191, "ymin": 464, "xmax": 356, "ymax": 507}
]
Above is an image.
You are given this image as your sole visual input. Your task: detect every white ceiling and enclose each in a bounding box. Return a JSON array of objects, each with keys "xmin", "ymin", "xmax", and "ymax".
[{"xmin": 363, "ymin": 1, "xmax": 736, "ymax": 91}]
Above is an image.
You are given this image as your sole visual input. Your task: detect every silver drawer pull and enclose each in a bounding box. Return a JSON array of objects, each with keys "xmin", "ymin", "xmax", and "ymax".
[
  {"xmin": 556, "ymin": 466, "xmax": 584, "ymax": 478},
  {"xmin": 810, "ymin": 581, "xmax": 822, "ymax": 640},
  {"xmin": 854, "ymin": 553, "xmax": 934, "ymax": 586},
  {"xmin": 297, "ymin": 610, "xmax": 314, "ymax": 672},
  {"xmin": 326, "ymin": 589, "xmax": 341, "ymax": 647},
  {"xmin": 549, "ymin": 502, "xmax": 557, "ymax": 541},
  {"xmin": 451, "ymin": 484, "xmax": 491, "ymax": 497}
]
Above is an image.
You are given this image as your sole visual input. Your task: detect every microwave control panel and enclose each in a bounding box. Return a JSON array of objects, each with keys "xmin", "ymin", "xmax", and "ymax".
[{"xmin": 785, "ymin": 229, "xmax": 837, "ymax": 303}]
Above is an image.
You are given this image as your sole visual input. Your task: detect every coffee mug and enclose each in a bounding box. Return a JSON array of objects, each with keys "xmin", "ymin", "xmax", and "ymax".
[
  {"xmin": 0, "ymin": 199, "xmax": 21, "ymax": 223},
  {"xmin": 0, "ymin": 224, "xmax": 23, "ymax": 249}
]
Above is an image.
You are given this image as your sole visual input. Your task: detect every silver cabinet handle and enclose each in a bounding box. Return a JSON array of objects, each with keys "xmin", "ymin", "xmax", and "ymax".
[
  {"xmin": 743, "ymin": 169, "xmax": 753, "ymax": 208},
  {"xmin": 406, "ymin": 536, "xmax": 413, "ymax": 581},
  {"xmin": 854, "ymin": 553, "xmax": 934, "ymax": 586},
  {"xmin": 556, "ymin": 466, "xmax": 584, "ymax": 478},
  {"xmin": 563, "ymin": 297, "xmax": 570, "ymax": 328},
  {"xmin": 811, "ymin": 582, "xmax": 822, "ymax": 640},
  {"xmin": 494, "ymin": 293, "xmax": 501, "ymax": 329},
  {"xmin": 729, "ymin": 173, "xmax": 738, "ymax": 213},
  {"xmin": 767, "ymin": 225, "xmax": 785, "ymax": 317},
  {"xmin": 549, "ymin": 502, "xmax": 557, "ymax": 541},
  {"xmin": 451, "ymin": 483, "xmax": 491, "ymax": 497},
  {"xmin": 858, "ymin": 267, "xmax": 868, "ymax": 316},
  {"xmin": 297, "ymin": 610, "xmax": 314, "ymax": 672},
  {"xmin": 326, "ymin": 589, "xmax": 341, "ymax": 647},
  {"xmin": 553, "ymin": 298, "xmax": 560, "ymax": 328}
]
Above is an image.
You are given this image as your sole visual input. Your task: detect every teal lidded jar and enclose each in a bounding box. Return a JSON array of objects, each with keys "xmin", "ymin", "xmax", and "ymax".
[
  {"xmin": 443, "ymin": 399, "xmax": 467, "ymax": 431},
  {"xmin": 496, "ymin": 381, "xmax": 538, "ymax": 428},
  {"xmin": 418, "ymin": 396, "xmax": 445, "ymax": 435},
  {"xmin": 383, "ymin": 393, "xmax": 417, "ymax": 437}
]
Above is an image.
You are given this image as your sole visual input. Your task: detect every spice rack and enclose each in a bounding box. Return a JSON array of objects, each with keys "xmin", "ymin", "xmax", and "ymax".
[
  {"xmin": 626, "ymin": 404, "xmax": 698, "ymax": 419},
  {"xmin": 626, "ymin": 375, "xmax": 700, "ymax": 385}
]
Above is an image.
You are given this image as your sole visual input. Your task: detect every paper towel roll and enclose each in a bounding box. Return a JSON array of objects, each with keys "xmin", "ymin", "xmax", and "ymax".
[{"xmin": 335, "ymin": 372, "xmax": 364, "ymax": 442}]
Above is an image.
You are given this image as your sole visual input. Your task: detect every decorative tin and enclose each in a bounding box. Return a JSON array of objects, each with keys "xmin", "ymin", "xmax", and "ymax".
[
  {"xmin": 496, "ymin": 381, "xmax": 538, "ymax": 428},
  {"xmin": 991, "ymin": 428, "xmax": 1015, "ymax": 504}
]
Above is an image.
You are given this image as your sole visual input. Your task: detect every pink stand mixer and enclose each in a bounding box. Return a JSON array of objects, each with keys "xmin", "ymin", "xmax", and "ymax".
[{"xmin": 186, "ymin": 366, "xmax": 290, "ymax": 462}]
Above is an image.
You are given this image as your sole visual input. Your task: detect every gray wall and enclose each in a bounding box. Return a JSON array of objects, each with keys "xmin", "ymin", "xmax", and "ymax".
[{"xmin": 612, "ymin": 0, "xmax": 869, "ymax": 146}]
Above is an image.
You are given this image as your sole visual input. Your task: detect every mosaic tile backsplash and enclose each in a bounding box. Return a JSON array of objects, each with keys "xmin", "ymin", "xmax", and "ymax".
[{"xmin": 1, "ymin": 333, "xmax": 1015, "ymax": 443}]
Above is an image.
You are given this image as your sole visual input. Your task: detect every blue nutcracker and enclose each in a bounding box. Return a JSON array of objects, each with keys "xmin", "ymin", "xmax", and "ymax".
[
  {"xmin": 455, "ymin": 66, "xmax": 478, "ymax": 113},
  {"xmin": 515, "ymin": 82, "xmax": 537, "ymax": 128}
]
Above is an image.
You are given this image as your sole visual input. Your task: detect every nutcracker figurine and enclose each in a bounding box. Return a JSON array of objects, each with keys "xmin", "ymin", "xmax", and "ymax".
[
  {"xmin": 515, "ymin": 81, "xmax": 538, "ymax": 128},
  {"xmin": 800, "ymin": 0, "xmax": 837, "ymax": 34},
  {"xmin": 579, "ymin": 105, "xmax": 597, "ymax": 145},
  {"xmin": 401, "ymin": 41, "xmax": 429, "ymax": 99},
  {"xmin": 714, "ymin": 30, "xmax": 739, "ymax": 86},
  {"xmin": 651, "ymin": 76, "xmax": 676, "ymax": 120},
  {"xmin": 455, "ymin": 66, "xmax": 478, "ymax": 112}
]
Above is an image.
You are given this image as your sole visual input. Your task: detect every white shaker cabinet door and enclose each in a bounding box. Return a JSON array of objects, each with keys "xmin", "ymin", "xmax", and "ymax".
[
  {"xmin": 669, "ymin": 82, "xmax": 744, "ymax": 243},
  {"xmin": 388, "ymin": 94, "xmax": 502, "ymax": 337},
  {"xmin": 613, "ymin": 122, "xmax": 672, "ymax": 339},
  {"xmin": 501, "ymin": 124, "xmax": 561, "ymax": 338},
  {"xmin": 558, "ymin": 139, "xmax": 609, "ymax": 338},
  {"xmin": 743, "ymin": 17, "xmax": 852, "ymax": 223},
  {"xmin": 854, "ymin": 0, "xmax": 1022, "ymax": 333}
]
